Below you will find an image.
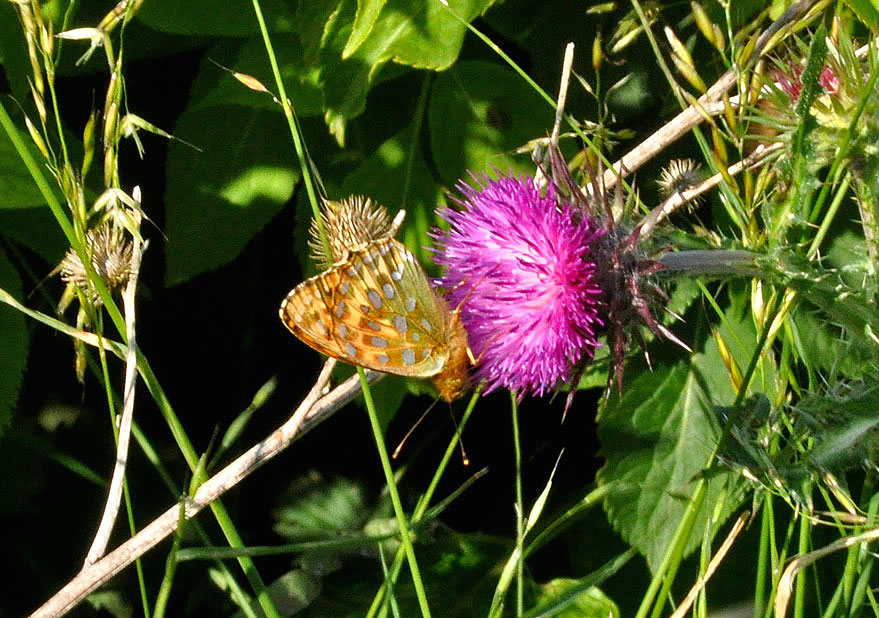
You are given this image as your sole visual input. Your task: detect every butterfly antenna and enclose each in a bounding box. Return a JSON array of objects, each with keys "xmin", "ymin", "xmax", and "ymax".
[
  {"xmin": 392, "ymin": 399, "xmax": 438, "ymax": 460},
  {"xmin": 28, "ymin": 264, "xmax": 61, "ymax": 302},
  {"xmin": 448, "ymin": 405, "xmax": 470, "ymax": 466}
]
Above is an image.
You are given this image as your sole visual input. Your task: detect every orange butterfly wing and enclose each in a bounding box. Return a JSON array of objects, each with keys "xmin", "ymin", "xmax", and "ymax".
[{"xmin": 280, "ymin": 238, "xmax": 453, "ymax": 378}]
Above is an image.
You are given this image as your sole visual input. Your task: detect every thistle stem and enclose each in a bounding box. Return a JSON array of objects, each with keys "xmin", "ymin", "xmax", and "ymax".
[{"xmin": 658, "ymin": 249, "xmax": 760, "ymax": 277}]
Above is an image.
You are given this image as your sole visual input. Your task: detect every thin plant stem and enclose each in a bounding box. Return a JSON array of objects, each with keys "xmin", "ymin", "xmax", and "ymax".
[
  {"xmin": 367, "ymin": 386, "xmax": 482, "ymax": 618},
  {"xmin": 794, "ymin": 499, "xmax": 811, "ymax": 618},
  {"xmin": 0, "ymin": 98, "xmax": 123, "ymax": 332},
  {"xmin": 28, "ymin": 360, "xmax": 371, "ymax": 617},
  {"xmin": 378, "ymin": 545, "xmax": 402, "ymax": 618},
  {"xmin": 523, "ymin": 484, "xmax": 610, "ymax": 558},
  {"xmin": 7, "ymin": 11, "xmax": 281, "ymax": 615},
  {"xmin": 848, "ymin": 481, "xmax": 879, "ymax": 615},
  {"xmin": 636, "ymin": 478, "xmax": 708, "ymax": 618},
  {"xmin": 80, "ymin": 353, "xmax": 258, "ymax": 618},
  {"xmin": 85, "ymin": 229, "xmax": 144, "ymax": 566},
  {"xmin": 137, "ymin": 358, "xmax": 281, "ymax": 618},
  {"xmin": 357, "ymin": 368, "xmax": 432, "ymax": 618},
  {"xmin": 808, "ymin": 171, "xmax": 851, "ymax": 259},
  {"xmin": 511, "ymin": 391, "xmax": 524, "ymax": 617},
  {"xmin": 754, "ymin": 494, "xmax": 771, "ymax": 618},
  {"xmin": 153, "ymin": 503, "xmax": 186, "ymax": 618},
  {"xmin": 250, "ymin": 0, "xmax": 327, "ymax": 257},
  {"xmin": 121, "ymin": 479, "xmax": 151, "ymax": 618}
]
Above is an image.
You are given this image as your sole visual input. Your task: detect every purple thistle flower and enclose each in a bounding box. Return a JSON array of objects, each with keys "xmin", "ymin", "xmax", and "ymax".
[{"xmin": 433, "ymin": 173, "xmax": 605, "ymax": 396}]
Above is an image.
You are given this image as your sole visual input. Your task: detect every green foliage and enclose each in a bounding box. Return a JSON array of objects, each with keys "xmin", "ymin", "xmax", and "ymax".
[
  {"xmin": 2, "ymin": 1, "xmax": 879, "ymax": 617},
  {"xmin": 429, "ymin": 61, "xmax": 549, "ymax": 182},
  {"xmin": 534, "ymin": 578, "xmax": 619, "ymax": 618},
  {"xmin": 0, "ymin": 248, "xmax": 28, "ymax": 436},
  {"xmin": 164, "ymin": 103, "xmax": 299, "ymax": 285},
  {"xmin": 597, "ymin": 307, "xmax": 756, "ymax": 570}
]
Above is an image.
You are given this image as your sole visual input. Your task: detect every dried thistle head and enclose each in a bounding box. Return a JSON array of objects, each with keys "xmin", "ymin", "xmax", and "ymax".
[
  {"xmin": 308, "ymin": 196, "xmax": 399, "ymax": 269},
  {"xmin": 59, "ymin": 223, "xmax": 134, "ymax": 305},
  {"xmin": 657, "ymin": 158, "xmax": 704, "ymax": 201}
]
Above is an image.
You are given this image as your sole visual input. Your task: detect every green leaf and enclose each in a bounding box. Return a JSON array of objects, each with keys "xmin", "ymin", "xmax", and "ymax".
[
  {"xmin": 0, "ymin": 206, "xmax": 67, "ymax": 263},
  {"xmin": 187, "ymin": 38, "xmax": 324, "ymax": 116},
  {"xmin": 0, "ymin": 125, "xmax": 57, "ymax": 209},
  {"xmin": 343, "ymin": 0, "xmax": 387, "ymax": 58},
  {"xmin": 0, "ymin": 247, "xmax": 29, "ymax": 437},
  {"xmin": 135, "ymin": 0, "xmax": 294, "ymax": 36},
  {"xmin": 532, "ymin": 578, "xmax": 620, "ymax": 618},
  {"xmin": 597, "ymin": 310, "xmax": 752, "ymax": 570},
  {"xmin": 273, "ymin": 474, "xmax": 368, "ymax": 539},
  {"xmin": 163, "ymin": 105, "xmax": 298, "ymax": 285},
  {"xmin": 428, "ymin": 60, "xmax": 549, "ymax": 183},
  {"xmin": 321, "ymin": 0, "xmax": 495, "ymax": 141}
]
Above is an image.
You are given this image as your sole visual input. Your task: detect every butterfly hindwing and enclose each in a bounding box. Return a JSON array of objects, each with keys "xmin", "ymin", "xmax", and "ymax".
[{"xmin": 280, "ymin": 238, "xmax": 451, "ymax": 377}]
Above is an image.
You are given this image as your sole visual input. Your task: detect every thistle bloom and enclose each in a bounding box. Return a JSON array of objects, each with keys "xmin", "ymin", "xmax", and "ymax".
[{"xmin": 433, "ymin": 174, "xmax": 604, "ymax": 396}]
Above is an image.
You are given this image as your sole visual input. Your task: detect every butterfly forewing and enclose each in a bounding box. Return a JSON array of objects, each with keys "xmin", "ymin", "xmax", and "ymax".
[{"xmin": 280, "ymin": 238, "xmax": 451, "ymax": 377}]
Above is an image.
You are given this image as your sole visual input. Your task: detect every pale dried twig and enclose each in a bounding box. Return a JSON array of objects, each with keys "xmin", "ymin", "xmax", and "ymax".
[
  {"xmin": 774, "ymin": 526, "xmax": 879, "ymax": 618},
  {"xmin": 600, "ymin": 0, "xmax": 824, "ymax": 190},
  {"xmin": 637, "ymin": 142, "xmax": 784, "ymax": 240},
  {"xmin": 669, "ymin": 511, "xmax": 748, "ymax": 618},
  {"xmin": 83, "ymin": 221, "xmax": 145, "ymax": 566},
  {"xmin": 29, "ymin": 360, "xmax": 382, "ymax": 618}
]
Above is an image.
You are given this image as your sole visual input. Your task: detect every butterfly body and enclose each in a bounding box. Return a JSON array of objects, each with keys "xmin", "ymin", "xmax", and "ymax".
[{"xmin": 280, "ymin": 237, "xmax": 470, "ymax": 402}]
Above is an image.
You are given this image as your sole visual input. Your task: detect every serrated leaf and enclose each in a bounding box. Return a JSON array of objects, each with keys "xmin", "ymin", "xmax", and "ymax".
[
  {"xmin": 343, "ymin": 0, "xmax": 387, "ymax": 58},
  {"xmin": 597, "ymin": 309, "xmax": 754, "ymax": 570},
  {"xmin": 321, "ymin": 0, "xmax": 495, "ymax": 140},
  {"xmin": 428, "ymin": 60, "xmax": 549, "ymax": 183},
  {"xmin": 273, "ymin": 474, "xmax": 367, "ymax": 538},
  {"xmin": 0, "ymin": 247, "xmax": 29, "ymax": 443},
  {"xmin": 163, "ymin": 105, "xmax": 298, "ymax": 285}
]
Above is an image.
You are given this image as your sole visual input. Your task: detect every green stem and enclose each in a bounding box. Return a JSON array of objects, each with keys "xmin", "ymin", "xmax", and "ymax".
[
  {"xmin": 0, "ymin": 98, "xmax": 124, "ymax": 333},
  {"xmin": 358, "ymin": 368, "xmax": 432, "ymax": 618},
  {"xmin": 93, "ymin": 314, "xmax": 151, "ymax": 618},
  {"xmin": 153, "ymin": 503, "xmax": 185, "ymax": 618},
  {"xmin": 511, "ymin": 392, "xmax": 524, "ymax": 617},
  {"xmin": 367, "ymin": 386, "xmax": 482, "ymax": 618},
  {"xmin": 250, "ymin": 0, "xmax": 327, "ymax": 259},
  {"xmin": 794, "ymin": 499, "xmax": 811, "ymax": 618},
  {"xmin": 754, "ymin": 493, "xmax": 771, "ymax": 618},
  {"xmin": 638, "ymin": 479, "xmax": 708, "ymax": 618}
]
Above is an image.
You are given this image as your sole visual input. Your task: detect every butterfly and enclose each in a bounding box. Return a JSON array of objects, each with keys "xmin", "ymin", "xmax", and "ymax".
[{"xmin": 280, "ymin": 237, "xmax": 471, "ymax": 402}]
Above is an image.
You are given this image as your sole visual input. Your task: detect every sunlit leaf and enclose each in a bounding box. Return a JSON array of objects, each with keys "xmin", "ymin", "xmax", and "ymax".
[
  {"xmin": 163, "ymin": 105, "xmax": 298, "ymax": 285},
  {"xmin": 597, "ymin": 308, "xmax": 755, "ymax": 569},
  {"xmin": 429, "ymin": 60, "xmax": 549, "ymax": 183}
]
